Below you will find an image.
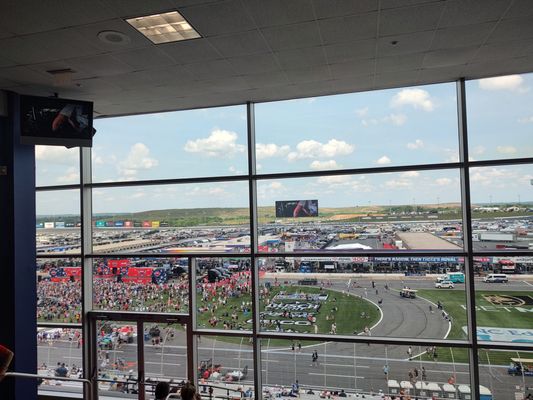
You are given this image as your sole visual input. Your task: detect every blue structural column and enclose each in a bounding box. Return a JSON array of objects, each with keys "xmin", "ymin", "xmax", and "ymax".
[{"xmin": 0, "ymin": 92, "xmax": 37, "ymax": 399}]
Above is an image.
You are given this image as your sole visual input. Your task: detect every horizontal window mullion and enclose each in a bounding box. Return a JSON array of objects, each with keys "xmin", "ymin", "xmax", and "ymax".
[{"xmin": 36, "ymin": 184, "xmax": 81, "ymax": 192}]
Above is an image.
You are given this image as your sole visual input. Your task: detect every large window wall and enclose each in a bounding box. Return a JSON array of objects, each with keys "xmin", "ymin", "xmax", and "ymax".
[{"xmin": 36, "ymin": 75, "xmax": 533, "ymax": 399}]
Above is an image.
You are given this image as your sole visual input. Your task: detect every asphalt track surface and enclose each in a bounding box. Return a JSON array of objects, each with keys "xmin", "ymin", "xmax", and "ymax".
[{"xmin": 37, "ymin": 278, "xmax": 532, "ymax": 399}]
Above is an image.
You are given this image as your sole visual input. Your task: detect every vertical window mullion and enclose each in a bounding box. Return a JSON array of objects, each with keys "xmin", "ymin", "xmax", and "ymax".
[{"xmin": 457, "ymin": 78, "xmax": 480, "ymax": 399}]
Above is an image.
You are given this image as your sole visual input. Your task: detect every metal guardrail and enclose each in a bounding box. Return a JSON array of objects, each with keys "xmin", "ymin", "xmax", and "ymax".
[{"xmin": 4, "ymin": 371, "xmax": 93, "ymax": 398}]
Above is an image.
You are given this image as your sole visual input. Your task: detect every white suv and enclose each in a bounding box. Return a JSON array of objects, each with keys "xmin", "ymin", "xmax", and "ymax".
[{"xmin": 435, "ymin": 280, "xmax": 455, "ymax": 289}]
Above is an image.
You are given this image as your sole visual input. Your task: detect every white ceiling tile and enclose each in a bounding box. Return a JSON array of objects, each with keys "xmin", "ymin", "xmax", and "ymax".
[
  {"xmin": 113, "ymin": 47, "xmax": 176, "ymax": 69},
  {"xmin": 416, "ymin": 65, "xmax": 466, "ymax": 83},
  {"xmin": 184, "ymin": 59, "xmax": 238, "ymax": 80},
  {"xmin": 179, "ymin": 0, "xmax": 256, "ymax": 37},
  {"xmin": 0, "ymin": 66, "xmax": 53, "ymax": 86},
  {"xmin": 379, "ymin": 3, "xmax": 444, "ymax": 36},
  {"xmin": 329, "ymin": 58, "xmax": 375, "ymax": 77},
  {"xmin": 380, "ymin": 0, "xmax": 443, "ymax": 9},
  {"xmin": 318, "ymin": 13, "xmax": 378, "ymax": 44},
  {"xmin": 377, "ymin": 31, "xmax": 433, "ymax": 57},
  {"xmin": 487, "ymin": 17, "xmax": 533, "ymax": 43},
  {"xmin": 274, "ymin": 47, "xmax": 327, "ymax": 69},
  {"xmin": 423, "ymin": 46, "xmax": 478, "ymax": 68},
  {"xmin": 101, "ymin": 0, "xmax": 176, "ymax": 19},
  {"xmin": 67, "ymin": 55, "xmax": 135, "ymax": 77},
  {"xmin": 375, "ymin": 69, "xmax": 421, "ymax": 88},
  {"xmin": 323, "ymin": 39, "xmax": 377, "ymax": 63},
  {"xmin": 159, "ymin": 39, "xmax": 222, "ymax": 64},
  {"xmin": 439, "ymin": 0, "xmax": 511, "ymax": 28},
  {"xmin": 284, "ymin": 65, "xmax": 330, "ymax": 83},
  {"xmin": 0, "ymin": 0, "xmax": 113, "ymax": 35},
  {"xmin": 503, "ymin": 0, "xmax": 533, "ymax": 19},
  {"xmin": 242, "ymin": 71, "xmax": 289, "ymax": 88},
  {"xmin": 431, "ymin": 23, "xmax": 495, "ymax": 50},
  {"xmin": 243, "ymin": 0, "xmax": 315, "ymax": 27},
  {"xmin": 228, "ymin": 53, "xmax": 281, "ymax": 74},
  {"xmin": 471, "ymin": 41, "xmax": 530, "ymax": 63},
  {"xmin": 261, "ymin": 22, "xmax": 322, "ymax": 51},
  {"xmin": 329, "ymin": 75, "xmax": 374, "ymax": 93},
  {"xmin": 312, "ymin": 0, "xmax": 378, "ymax": 19},
  {"xmin": 376, "ymin": 53, "xmax": 425, "ymax": 73},
  {"xmin": 208, "ymin": 30, "xmax": 271, "ymax": 57}
]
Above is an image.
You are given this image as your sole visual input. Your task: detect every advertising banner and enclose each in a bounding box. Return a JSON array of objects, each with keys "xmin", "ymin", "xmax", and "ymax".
[
  {"xmin": 36, "ymin": 222, "xmax": 44, "ymax": 228},
  {"xmin": 108, "ymin": 259, "xmax": 130, "ymax": 269},
  {"xmin": 152, "ymin": 221, "xmax": 160, "ymax": 228},
  {"xmin": 142, "ymin": 221, "xmax": 151, "ymax": 227},
  {"xmin": 275, "ymin": 200, "xmax": 318, "ymax": 218},
  {"xmin": 124, "ymin": 221, "xmax": 133, "ymax": 227},
  {"xmin": 44, "ymin": 222, "xmax": 54, "ymax": 229},
  {"xmin": 95, "ymin": 220, "xmax": 106, "ymax": 227},
  {"xmin": 55, "ymin": 222, "xmax": 65, "ymax": 228},
  {"xmin": 114, "ymin": 221, "xmax": 124, "ymax": 227},
  {"xmin": 105, "ymin": 221, "xmax": 114, "ymax": 227},
  {"xmin": 464, "ymin": 326, "xmax": 533, "ymax": 343}
]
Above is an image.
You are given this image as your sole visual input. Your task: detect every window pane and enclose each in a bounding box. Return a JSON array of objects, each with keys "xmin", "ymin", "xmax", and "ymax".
[
  {"xmin": 467, "ymin": 73, "xmax": 533, "ymax": 161},
  {"xmin": 255, "ymin": 83, "xmax": 458, "ymax": 174},
  {"xmin": 196, "ymin": 258, "xmax": 251, "ymax": 332},
  {"xmin": 474, "ymin": 256, "xmax": 533, "ymax": 344},
  {"xmin": 92, "ymin": 105, "xmax": 247, "ymax": 182},
  {"xmin": 36, "ymin": 145, "xmax": 79, "ymax": 187},
  {"xmin": 37, "ymin": 258, "xmax": 82, "ymax": 323},
  {"xmin": 470, "ymin": 164, "xmax": 533, "ymax": 252},
  {"xmin": 478, "ymin": 349, "xmax": 533, "ymax": 400},
  {"xmin": 37, "ymin": 328, "xmax": 83, "ymax": 396},
  {"xmin": 259, "ymin": 256, "xmax": 467, "ymax": 340},
  {"xmin": 97, "ymin": 320, "xmax": 138, "ymax": 398},
  {"xmin": 37, "ymin": 189, "xmax": 81, "ymax": 255},
  {"xmin": 143, "ymin": 322, "xmax": 187, "ymax": 396},
  {"xmin": 257, "ymin": 169, "xmax": 463, "ymax": 251},
  {"xmin": 261, "ymin": 340, "xmax": 470, "ymax": 398},
  {"xmin": 92, "ymin": 257, "xmax": 189, "ymax": 313},
  {"xmin": 196, "ymin": 335, "xmax": 254, "ymax": 392},
  {"xmin": 92, "ymin": 182, "xmax": 250, "ymax": 254}
]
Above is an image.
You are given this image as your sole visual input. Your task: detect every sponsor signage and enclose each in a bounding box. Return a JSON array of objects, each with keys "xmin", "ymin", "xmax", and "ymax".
[
  {"xmin": 160, "ymin": 222, "xmax": 169, "ymax": 227},
  {"xmin": 124, "ymin": 221, "xmax": 133, "ymax": 227},
  {"xmin": 373, "ymin": 256, "xmax": 460, "ymax": 262},
  {"xmin": 152, "ymin": 221, "xmax": 160, "ymax": 228},
  {"xmin": 108, "ymin": 259, "xmax": 130, "ymax": 269},
  {"xmin": 65, "ymin": 222, "xmax": 75, "ymax": 227},
  {"xmin": 142, "ymin": 221, "xmax": 151, "ymax": 228},
  {"xmin": 301, "ymin": 256, "xmax": 369, "ymax": 262},
  {"xmin": 105, "ymin": 221, "xmax": 114, "ymax": 227},
  {"xmin": 114, "ymin": 221, "xmax": 124, "ymax": 227},
  {"xmin": 95, "ymin": 220, "xmax": 106, "ymax": 227},
  {"xmin": 463, "ymin": 326, "xmax": 533, "ymax": 343},
  {"xmin": 133, "ymin": 221, "xmax": 142, "ymax": 227},
  {"xmin": 276, "ymin": 200, "xmax": 319, "ymax": 218},
  {"xmin": 44, "ymin": 222, "xmax": 54, "ymax": 229},
  {"xmin": 55, "ymin": 222, "xmax": 65, "ymax": 228},
  {"xmin": 36, "ymin": 222, "xmax": 44, "ymax": 228},
  {"xmin": 483, "ymin": 294, "xmax": 533, "ymax": 306}
]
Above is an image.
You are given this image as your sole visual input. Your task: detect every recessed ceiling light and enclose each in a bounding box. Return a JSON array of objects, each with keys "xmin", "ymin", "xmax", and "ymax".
[
  {"xmin": 126, "ymin": 11, "xmax": 200, "ymax": 44},
  {"xmin": 97, "ymin": 30, "xmax": 131, "ymax": 45}
]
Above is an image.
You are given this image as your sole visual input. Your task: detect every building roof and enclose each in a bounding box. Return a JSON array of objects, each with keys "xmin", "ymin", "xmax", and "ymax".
[{"xmin": 396, "ymin": 231, "xmax": 462, "ymax": 250}]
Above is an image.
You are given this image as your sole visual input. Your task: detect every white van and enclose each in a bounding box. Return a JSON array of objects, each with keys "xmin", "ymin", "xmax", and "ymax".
[{"xmin": 483, "ymin": 273, "xmax": 508, "ymax": 283}]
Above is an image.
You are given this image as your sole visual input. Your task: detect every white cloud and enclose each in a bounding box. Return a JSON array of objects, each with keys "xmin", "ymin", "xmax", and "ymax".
[
  {"xmin": 256, "ymin": 143, "xmax": 290, "ymax": 160},
  {"xmin": 384, "ymin": 179, "xmax": 411, "ymax": 189},
  {"xmin": 361, "ymin": 118, "xmax": 378, "ymax": 127},
  {"xmin": 518, "ymin": 116, "xmax": 533, "ymax": 123},
  {"xmin": 391, "ymin": 88, "xmax": 434, "ymax": 111},
  {"xmin": 186, "ymin": 186, "xmax": 228, "ymax": 197},
  {"xmin": 472, "ymin": 145, "xmax": 485, "ymax": 155},
  {"xmin": 434, "ymin": 177, "xmax": 452, "ymax": 186},
  {"xmin": 56, "ymin": 167, "xmax": 79, "ymax": 184},
  {"xmin": 478, "ymin": 75, "xmax": 525, "ymax": 92},
  {"xmin": 407, "ymin": 139, "xmax": 424, "ymax": 150},
  {"xmin": 118, "ymin": 143, "xmax": 158, "ymax": 179},
  {"xmin": 35, "ymin": 146, "xmax": 78, "ymax": 164},
  {"xmin": 287, "ymin": 139, "xmax": 354, "ymax": 161},
  {"xmin": 184, "ymin": 129, "xmax": 245, "ymax": 157},
  {"xmin": 355, "ymin": 107, "xmax": 369, "ymax": 117},
  {"xmin": 316, "ymin": 175, "xmax": 351, "ymax": 185},
  {"xmin": 383, "ymin": 113, "xmax": 407, "ymax": 126},
  {"xmin": 496, "ymin": 145, "xmax": 517, "ymax": 154},
  {"xmin": 401, "ymin": 171, "xmax": 420, "ymax": 178},
  {"xmin": 228, "ymin": 166, "xmax": 243, "ymax": 174},
  {"xmin": 92, "ymin": 154, "xmax": 104, "ymax": 165},
  {"xmin": 310, "ymin": 160, "xmax": 339, "ymax": 170},
  {"xmin": 376, "ymin": 155, "xmax": 391, "ymax": 165},
  {"xmin": 132, "ymin": 192, "xmax": 146, "ymax": 199},
  {"xmin": 269, "ymin": 181, "xmax": 284, "ymax": 190}
]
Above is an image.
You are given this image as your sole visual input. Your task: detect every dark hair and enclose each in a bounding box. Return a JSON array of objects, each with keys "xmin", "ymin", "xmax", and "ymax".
[
  {"xmin": 181, "ymin": 382, "xmax": 198, "ymax": 400},
  {"xmin": 155, "ymin": 381, "xmax": 171, "ymax": 400}
]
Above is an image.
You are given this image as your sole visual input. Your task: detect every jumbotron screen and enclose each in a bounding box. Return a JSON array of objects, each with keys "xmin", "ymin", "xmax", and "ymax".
[{"xmin": 275, "ymin": 200, "xmax": 319, "ymax": 218}]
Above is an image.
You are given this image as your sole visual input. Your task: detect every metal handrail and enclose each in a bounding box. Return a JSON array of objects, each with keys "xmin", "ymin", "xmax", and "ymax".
[{"xmin": 4, "ymin": 371, "xmax": 92, "ymax": 399}]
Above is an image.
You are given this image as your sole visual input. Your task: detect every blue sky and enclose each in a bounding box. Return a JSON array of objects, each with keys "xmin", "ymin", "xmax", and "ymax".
[{"xmin": 36, "ymin": 74, "xmax": 533, "ymax": 215}]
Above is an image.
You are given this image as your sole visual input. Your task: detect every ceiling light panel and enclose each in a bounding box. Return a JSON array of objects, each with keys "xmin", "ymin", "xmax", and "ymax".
[{"xmin": 126, "ymin": 11, "xmax": 200, "ymax": 44}]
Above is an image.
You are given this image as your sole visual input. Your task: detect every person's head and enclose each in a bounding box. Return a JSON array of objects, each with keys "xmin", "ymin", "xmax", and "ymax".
[
  {"xmin": 155, "ymin": 381, "xmax": 170, "ymax": 400},
  {"xmin": 180, "ymin": 381, "xmax": 197, "ymax": 400}
]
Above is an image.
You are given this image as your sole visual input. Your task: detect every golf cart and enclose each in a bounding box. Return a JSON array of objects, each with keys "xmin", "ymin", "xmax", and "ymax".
[
  {"xmin": 400, "ymin": 288, "xmax": 417, "ymax": 299},
  {"xmin": 508, "ymin": 358, "xmax": 533, "ymax": 376}
]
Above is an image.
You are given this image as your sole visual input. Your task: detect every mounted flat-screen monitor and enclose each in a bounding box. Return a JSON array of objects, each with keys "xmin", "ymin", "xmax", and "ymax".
[
  {"xmin": 20, "ymin": 95, "xmax": 94, "ymax": 147},
  {"xmin": 275, "ymin": 200, "xmax": 319, "ymax": 218}
]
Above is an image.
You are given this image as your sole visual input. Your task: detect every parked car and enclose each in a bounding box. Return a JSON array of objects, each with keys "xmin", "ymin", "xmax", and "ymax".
[{"xmin": 435, "ymin": 280, "xmax": 455, "ymax": 289}]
